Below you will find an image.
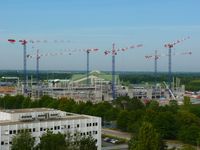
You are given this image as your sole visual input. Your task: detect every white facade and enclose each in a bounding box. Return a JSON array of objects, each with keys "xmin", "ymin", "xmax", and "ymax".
[{"xmin": 0, "ymin": 108, "xmax": 101, "ymax": 150}]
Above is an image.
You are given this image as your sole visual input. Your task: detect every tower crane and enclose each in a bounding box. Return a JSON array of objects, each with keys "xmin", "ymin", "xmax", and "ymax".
[
  {"xmin": 164, "ymin": 36, "xmax": 190, "ymax": 92},
  {"xmin": 27, "ymin": 47, "xmax": 98, "ymax": 86},
  {"xmin": 27, "ymin": 49, "xmax": 73, "ymax": 86},
  {"xmin": 145, "ymin": 50, "xmax": 192, "ymax": 99},
  {"xmin": 145, "ymin": 50, "xmax": 192, "ymax": 85},
  {"xmin": 104, "ymin": 43, "xmax": 143, "ymax": 100},
  {"xmin": 84, "ymin": 48, "xmax": 98, "ymax": 86},
  {"xmin": 8, "ymin": 39, "xmax": 28, "ymax": 94},
  {"xmin": 8, "ymin": 38, "xmax": 70, "ymax": 93}
]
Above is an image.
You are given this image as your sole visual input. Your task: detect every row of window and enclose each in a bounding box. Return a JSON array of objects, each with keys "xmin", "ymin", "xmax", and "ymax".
[
  {"xmin": 74, "ymin": 130, "xmax": 98, "ymax": 137},
  {"xmin": 87, "ymin": 122, "xmax": 98, "ymax": 127},
  {"xmin": 8, "ymin": 122, "xmax": 98, "ymax": 135},
  {"xmin": 9, "ymin": 128, "xmax": 35, "ymax": 135},
  {"xmin": 1, "ymin": 141, "xmax": 12, "ymax": 145}
]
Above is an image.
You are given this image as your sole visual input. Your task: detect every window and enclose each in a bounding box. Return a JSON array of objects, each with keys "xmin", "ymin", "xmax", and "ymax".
[
  {"xmin": 51, "ymin": 128, "xmax": 53, "ymax": 130},
  {"xmin": 87, "ymin": 123, "xmax": 91, "ymax": 127},
  {"xmin": 29, "ymin": 129, "xmax": 32, "ymax": 132},
  {"xmin": 33, "ymin": 128, "xmax": 35, "ymax": 132},
  {"xmin": 9, "ymin": 141, "xmax": 12, "ymax": 145},
  {"xmin": 1, "ymin": 141, "xmax": 4, "ymax": 145},
  {"xmin": 13, "ymin": 130, "xmax": 16, "ymax": 134},
  {"xmin": 9, "ymin": 130, "xmax": 12, "ymax": 134},
  {"xmin": 68, "ymin": 125, "xmax": 70, "ymax": 129},
  {"xmin": 40, "ymin": 128, "xmax": 43, "ymax": 131},
  {"xmin": 58, "ymin": 126, "xmax": 60, "ymax": 130},
  {"xmin": 77, "ymin": 124, "xmax": 79, "ymax": 128}
]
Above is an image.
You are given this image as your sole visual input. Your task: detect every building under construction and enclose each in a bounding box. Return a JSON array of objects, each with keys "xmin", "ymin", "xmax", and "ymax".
[{"xmin": 1, "ymin": 71, "xmax": 185, "ymax": 103}]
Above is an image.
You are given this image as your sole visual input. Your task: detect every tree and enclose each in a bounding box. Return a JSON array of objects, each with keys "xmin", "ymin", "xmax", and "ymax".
[
  {"xmin": 153, "ymin": 111, "xmax": 178, "ymax": 139},
  {"xmin": 79, "ymin": 135, "xmax": 97, "ymax": 150},
  {"xmin": 117, "ymin": 110, "xmax": 130, "ymax": 131},
  {"xmin": 11, "ymin": 130, "xmax": 35, "ymax": 150},
  {"xmin": 183, "ymin": 96, "xmax": 191, "ymax": 111},
  {"xmin": 37, "ymin": 131, "xmax": 67, "ymax": 150},
  {"xmin": 168, "ymin": 100, "xmax": 178, "ymax": 113},
  {"xmin": 37, "ymin": 131, "xmax": 97, "ymax": 150},
  {"xmin": 129, "ymin": 122, "xmax": 166, "ymax": 150},
  {"xmin": 176, "ymin": 111, "xmax": 200, "ymax": 127},
  {"xmin": 179, "ymin": 145, "xmax": 195, "ymax": 150},
  {"xmin": 178, "ymin": 125, "xmax": 200, "ymax": 145},
  {"xmin": 147, "ymin": 100, "xmax": 159, "ymax": 111}
]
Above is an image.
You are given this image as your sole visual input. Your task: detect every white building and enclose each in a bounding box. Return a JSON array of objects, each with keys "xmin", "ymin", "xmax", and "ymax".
[{"xmin": 0, "ymin": 108, "xmax": 101, "ymax": 150}]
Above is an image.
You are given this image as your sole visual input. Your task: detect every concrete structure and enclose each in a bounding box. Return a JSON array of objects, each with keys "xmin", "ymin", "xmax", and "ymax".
[
  {"xmin": 28, "ymin": 71, "xmax": 122, "ymax": 102},
  {"xmin": 0, "ymin": 108, "xmax": 101, "ymax": 150},
  {"xmin": 128, "ymin": 83, "xmax": 185, "ymax": 101}
]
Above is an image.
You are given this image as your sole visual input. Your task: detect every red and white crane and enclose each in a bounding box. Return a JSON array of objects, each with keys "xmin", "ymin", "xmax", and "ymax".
[
  {"xmin": 8, "ymin": 39, "xmax": 28, "ymax": 94},
  {"xmin": 8, "ymin": 38, "xmax": 70, "ymax": 90},
  {"xmin": 27, "ymin": 47, "xmax": 98, "ymax": 86},
  {"xmin": 164, "ymin": 36, "xmax": 190, "ymax": 91},
  {"xmin": 104, "ymin": 43, "xmax": 143, "ymax": 100}
]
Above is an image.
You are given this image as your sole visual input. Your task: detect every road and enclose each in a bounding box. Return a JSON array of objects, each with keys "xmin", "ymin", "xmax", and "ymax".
[
  {"xmin": 102, "ymin": 144, "xmax": 128, "ymax": 150},
  {"xmin": 102, "ymin": 128, "xmax": 131, "ymax": 140}
]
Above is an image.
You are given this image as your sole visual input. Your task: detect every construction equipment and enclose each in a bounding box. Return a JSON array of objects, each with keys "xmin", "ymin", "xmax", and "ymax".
[
  {"xmin": 104, "ymin": 43, "xmax": 143, "ymax": 100},
  {"xmin": 85, "ymin": 48, "xmax": 98, "ymax": 86},
  {"xmin": 145, "ymin": 50, "xmax": 192, "ymax": 87},
  {"xmin": 27, "ymin": 49, "xmax": 73, "ymax": 86},
  {"xmin": 8, "ymin": 39, "xmax": 28, "ymax": 94},
  {"xmin": 164, "ymin": 36, "xmax": 190, "ymax": 91}
]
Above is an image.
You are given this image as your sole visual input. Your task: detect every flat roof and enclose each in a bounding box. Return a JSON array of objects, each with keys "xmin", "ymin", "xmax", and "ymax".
[
  {"xmin": 0, "ymin": 115, "xmax": 91, "ymax": 126},
  {"xmin": 0, "ymin": 108, "xmax": 55, "ymax": 113}
]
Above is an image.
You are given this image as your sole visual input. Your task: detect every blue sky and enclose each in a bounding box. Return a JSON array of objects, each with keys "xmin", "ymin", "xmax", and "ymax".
[{"xmin": 0, "ymin": 0, "xmax": 200, "ymax": 72}]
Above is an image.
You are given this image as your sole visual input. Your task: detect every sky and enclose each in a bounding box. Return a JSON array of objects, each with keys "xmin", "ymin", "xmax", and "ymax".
[{"xmin": 0, "ymin": 0, "xmax": 200, "ymax": 72}]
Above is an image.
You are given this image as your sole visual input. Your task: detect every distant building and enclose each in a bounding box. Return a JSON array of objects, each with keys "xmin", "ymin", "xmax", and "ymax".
[{"xmin": 0, "ymin": 108, "xmax": 101, "ymax": 150}]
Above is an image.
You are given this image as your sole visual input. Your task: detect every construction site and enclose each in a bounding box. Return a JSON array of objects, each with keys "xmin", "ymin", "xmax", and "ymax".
[{"xmin": 0, "ymin": 36, "xmax": 192, "ymax": 104}]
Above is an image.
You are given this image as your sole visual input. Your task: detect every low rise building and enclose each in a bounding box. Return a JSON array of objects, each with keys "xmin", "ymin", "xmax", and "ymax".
[{"xmin": 0, "ymin": 108, "xmax": 101, "ymax": 150}]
